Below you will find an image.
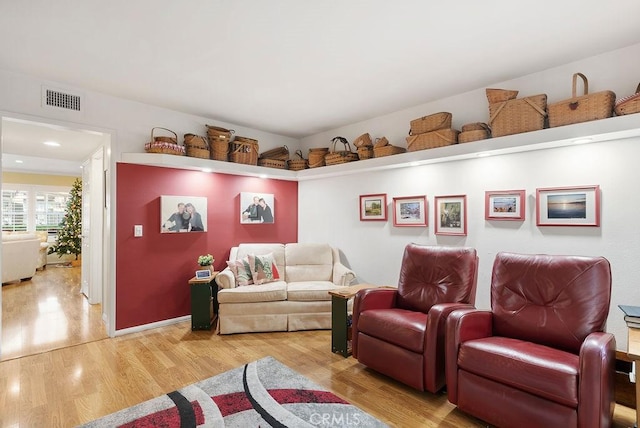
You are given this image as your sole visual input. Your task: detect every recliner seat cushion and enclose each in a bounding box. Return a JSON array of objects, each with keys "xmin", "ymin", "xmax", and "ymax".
[
  {"xmin": 358, "ymin": 308, "xmax": 427, "ymax": 353},
  {"xmin": 458, "ymin": 336, "xmax": 579, "ymax": 407}
]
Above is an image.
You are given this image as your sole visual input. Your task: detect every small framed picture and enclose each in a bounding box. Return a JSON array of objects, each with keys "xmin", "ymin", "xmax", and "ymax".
[
  {"xmin": 536, "ymin": 185, "xmax": 600, "ymax": 226},
  {"xmin": 485, "ymin": 190, "xmax": 526, "ymax": 221},
  {"xmin": 359, "ymin": 194, "xmax": 387, "ymax": 221},
  {"xmin": 393, "ymin": 196, "xmax": 427, "ymax": 227},
  {"xmin": 435, "ymin": 195, "xmax": 467, "ymax": 235},
  {"xmin": 195, "ymin": 269, "xmax": 212, "ymax": 280}
]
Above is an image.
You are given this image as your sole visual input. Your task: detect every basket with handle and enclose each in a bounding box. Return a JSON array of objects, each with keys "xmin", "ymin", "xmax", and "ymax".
[
  {"xmin": 183, "ymin": 134, "xmax": 210, "ymax": 159},
  {"xmin": 410, "ymin": 112, "xmax": 452, "ymax": 135},
  {"xmin": 614, "ymin": 83, "xmax": 640, "ymax": 116},
  {"xmin": 488, "ymin": 94, "xmax": 547, "ymax": 137},
  {"xmin": 357, "ymin": 145, "xmax": 374, "ymax": 160},
  {"xmin": 259, "ymin": 145, "xmax": 290, "ymax": 161},
  {"xmin": 459, "ymin": 129, "xmax": 490, "ymax": 143},
  {"xmin": 287, "ymin": 150, "xmax": 308, "ymax": 171},
  {"xmin": 206, "ymin": 125, "xmax": 235, "ymax": 161},
  {"xmin": 353, "ymin": 133, "xmax": 372, "ymax": 148},
  {"xmin": 374, "ymin": 136, "xmax": 389, "ymax": 148},
  {"xmin": 144, "ymin": 127, "xmax": 185, "ymax": 155},
  {"xmin": 324, "ymin": 137, "xmax": 358, "ymax": 166},
  {"xmin": 406, "ymin": 128, "xmax": 459, "ymax": 151},
  {"xmin": 308, "ymin": 147, "xmax": 329, "ymax": 168},
  {"xmin": 547, "ymin": 73, "xmax": 615, "ymax": 128},
  {"xmin": 229, "ymin": 136, "xmax": 259, "ymax": 165}
]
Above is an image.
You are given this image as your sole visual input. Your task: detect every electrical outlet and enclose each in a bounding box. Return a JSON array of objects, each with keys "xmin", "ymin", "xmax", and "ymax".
[{"xmin": 134, "ymin": 225, "xmax": 143, "ymax": 237}]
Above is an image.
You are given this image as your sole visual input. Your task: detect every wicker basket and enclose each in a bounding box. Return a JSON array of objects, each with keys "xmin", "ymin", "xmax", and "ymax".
[
  {"xmin": 206, "ymin": 125, "xmax": 234, "ymax": 141},
  {"xmin": 357, "ymin": 145, "xmax": 374, "ymax": 160},
  {"xmin": 229, "ymin": 138, "xmax": 259, "ymax": 165},
  {"xmin": 459, "ymin": 129, "xmax": 490, "ymax": 143},
  {"xmin": 144, "ymin": 127, "xmax": 185, "ymax": 156},
  {"xmin": 461, "ymin": 122, "xmax": 489, "ymax": 132},
  {"xmin": 488, "ymin": 94, "xmax": 547, "ymax": 138},
  {"xmin": 308, "ymin": 147, "xmax": 329, "ymax": 168},
  {"xmin": 353, "ymin": 133, "xmax": 372, "ymax": 148},
  {"xmin": 259, "ymin": 145, "xmax": 289, "ymax": 161},
  {"xmin": 547, "ymin": 73, "xmax": 615, "ymax": 128},
  {"xmin": 614, "ymin": 83, "xmax": 640, "ymax": 116},
  {"xmin": 410, "ymin": 112, "xmax": 452, "ymax": 135},
  {"xmin": 210, "ymin": 139, "xmax": 229, "ymax": 161},
  {"xmin": 184, "ymin": 134, "xmax": 210, "ymax": 159},
  {"xmin": 258, "ymin": 158, "xmax": 287, "ymax": 169},
  {"xmin": 406, "ymin": 128, "xmax": 459, "ymax": 151},
  {"xmin": 374, "ymin": 137, "xmax": 389, "ymax": 148},
  {"xmin": 373, "ymin": 145, "xmax": 407, "ymax": 157},
  {"xmin": 325, "ymin": 139, "xmax": 358, "ymax": 166},
  {"xmin": 288, "ymin": 150, "xmax": 308, "ymax": 171},
  {"xmin": 486, "ymin": 88, "xmax": 519, "ymax": 104}
]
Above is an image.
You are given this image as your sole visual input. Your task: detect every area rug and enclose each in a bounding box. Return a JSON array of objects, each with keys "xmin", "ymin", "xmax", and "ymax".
[{"xmin": 80, "ymin": 356, "xmax": 388, "ymax": 427}]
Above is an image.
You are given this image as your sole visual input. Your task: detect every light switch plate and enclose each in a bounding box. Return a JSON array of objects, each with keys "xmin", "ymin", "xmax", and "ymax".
[{"xmin": 134, "ymin": 225, "xmax": 143, "ymax": 237}]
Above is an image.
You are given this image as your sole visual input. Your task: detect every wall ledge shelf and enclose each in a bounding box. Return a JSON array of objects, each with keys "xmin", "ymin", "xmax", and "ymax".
[{"xmin": 121, "ymin": 114, "xmax": 640, "ymax": 181}]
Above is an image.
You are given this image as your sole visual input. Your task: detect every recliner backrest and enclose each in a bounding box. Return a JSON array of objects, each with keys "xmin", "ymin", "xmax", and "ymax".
[
  {"xmin": 396, "ymin": 244, "xmax": 478, "ymax": 313},
  {"xmin": 491, "ymin": 252, "xmax": 612, "ymax": 354}
]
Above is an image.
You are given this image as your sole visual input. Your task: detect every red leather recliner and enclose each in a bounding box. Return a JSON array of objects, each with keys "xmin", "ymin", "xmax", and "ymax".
[
  {"xmin": 446, "ymin": 252, "xmax": 615, "ymax": 428},
  {"xmin": 352, "ymin": 244, "xmax": 478, "ymax": 392}
]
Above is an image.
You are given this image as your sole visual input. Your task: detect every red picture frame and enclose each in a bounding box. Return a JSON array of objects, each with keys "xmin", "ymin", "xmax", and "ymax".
[
  {"xmin": 359, "ymin": 193, "xmax": 387, "ymax": 221},
  {"xmin": 392, "ymin": 196, "xmax": 427, "ymax": 227},
  {"xmin": 536, "ymin": 185, "xmax": 600, "ymax": 226},
  {"xmin": 485, "ymin": 190, "xmax": 526, "ymax": 221}
]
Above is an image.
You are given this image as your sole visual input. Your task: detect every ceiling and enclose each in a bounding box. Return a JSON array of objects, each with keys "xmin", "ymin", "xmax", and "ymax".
[{"xmin": 1, "ymin": 1, "xmax": 640, "ymax": 174}]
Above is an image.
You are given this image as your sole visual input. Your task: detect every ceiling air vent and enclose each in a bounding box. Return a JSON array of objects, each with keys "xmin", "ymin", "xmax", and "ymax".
[{"xmin": 42, "ymin": 87, "xmax": 82, "ymax": 112}]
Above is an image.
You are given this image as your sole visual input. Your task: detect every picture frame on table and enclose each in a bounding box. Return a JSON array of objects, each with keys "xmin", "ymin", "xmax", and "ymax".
[
  {"xmin": 536, "ymin": 185, "xmax": 600, "ymax": 226},
  {"xmin": 392, "ymin": 195, "xmax": 427, "ymax": 227},
  {"xmin": 435, "ymin": 195, "xmax": 467, "ymax": 235},
  {"xmin": 485, "ymin": 190, "xmax": 526, "ymax": 221},
  {"xmin": 359, "ymin": 193, "xmax": 387, "ymax": 221}
]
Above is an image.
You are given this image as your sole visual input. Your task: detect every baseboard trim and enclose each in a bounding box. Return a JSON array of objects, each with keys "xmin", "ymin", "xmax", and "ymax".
[{"xmin": 114, "ymin": 316, "xmax": 190, "ymax": 337}]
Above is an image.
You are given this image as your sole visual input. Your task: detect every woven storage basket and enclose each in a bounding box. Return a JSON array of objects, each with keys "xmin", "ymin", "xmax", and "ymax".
[
  {"xmin": 357, "ymin": 145, "xmax": 374, "ymax": 160},
  {"xmin": 614, "ymin": 83, "xmax": 640, "ymax": 116},
  {"xmin": 206, "ymin": 125, "xmax": 234, "ymax": 141},
  {"xmin": 548, "ymin": 73, "xmax": 615, "ymax": 128},
  {"xmin": 229, "ymin": 138, "xmax": 259, "ymax": 165},
  {"xmin": 353, "ymin": 133, "xmax": 372, "ymax": 148},
  {"xmin": 308, "ymin": 147, "xmax": 329, "ymax": 168},
  {"xmin": 144, "ymin": 127, "xmax": 185, "ymax": 156},
  {"xmin": 259, "ymin": 145, "xmax": 289, "ymax": 161},
  {"xmin": 406, "ymin": 128, "xmax": 459, "ymax": 151},
  {"xmin": 325, "ymin": 139, "xmax": 358, "ymax": 166},
  {"xmin": 184, "ymin": 134, "xmax": 210, "ymax": 159},
  {"xmin": 486, "ymin": 88, "xmax": 519, "ymax": 104},
  {"xmin": 373, "ymin": 145, "xmax": 407, "ymax": 157},
  {"xmin": 410, "ymin": 112, "xmax": 452, "ymax": 135},
  {"xmin": 374, "ymin": 137, "xmax": 389, "ymax": 148},
  {"xmin": 287, "ymin": 150, "xmax": 308, "ymax": 171},
  {"xmin": 461, "ymin": 122, "xmax": 489, "ymax": 132},
  {"xmin": 488, "ymin": 94, "xmax": 547, "ymax": 138},
  {"xmin": 258, "ymin": 158, "xmax": 287, "ymax": 169},
  {"xmin": 459, "ymin": 129, "xmax": 490, "ymax": 143},
  {"xmin": 210, "ymin": 139, "xmax": 229, "ymax": 161}
]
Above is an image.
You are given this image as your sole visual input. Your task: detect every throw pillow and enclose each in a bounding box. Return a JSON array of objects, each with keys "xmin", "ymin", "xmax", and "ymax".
[
  {"xmin": 248, "ymin": 253, "xmax": 280, "ymax": 285},
  {"xmin": 226, "ymin": 256, "xmax": 253, "ymax": 286}
]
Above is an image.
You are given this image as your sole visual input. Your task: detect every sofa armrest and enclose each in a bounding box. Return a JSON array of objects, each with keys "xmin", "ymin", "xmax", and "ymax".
[
  {"xmin": 332, "ymin": 261, "xmax": 356, "ymax": 286},
  {"xmin": 215, "ymin": 267, "xmax": 237, "ymax": 289},
  {"xmin": 578, "ymin": 332, "xmax": 616, "ymax": 428},
  {"xmin": 445, "ymin": 309, "xmax": 493, "ymax": 404}
]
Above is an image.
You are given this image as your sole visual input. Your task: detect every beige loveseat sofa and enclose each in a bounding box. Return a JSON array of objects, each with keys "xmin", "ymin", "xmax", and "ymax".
[
  {"xmin": 215, "ymin": 243, "xmax": 356, "ymax": 334},
  {"xmin": 2, "ymin": 232, "xmax": 41, "ymax": 284}
]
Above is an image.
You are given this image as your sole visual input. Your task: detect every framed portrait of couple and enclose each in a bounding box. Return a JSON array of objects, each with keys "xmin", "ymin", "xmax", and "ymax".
[
  {"xmin": 160, "ymin": 195, "xmax": 208, "ymax": 233},
  {"xmin": 240, "ymin": 192, "xmax": 275, "ymax": 224}
]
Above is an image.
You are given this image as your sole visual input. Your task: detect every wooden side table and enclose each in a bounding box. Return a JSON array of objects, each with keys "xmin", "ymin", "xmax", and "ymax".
[
  {"xmin": 328, "ymin": 284, "xmax": 395, "ymax": 357},
  {"xmin": 188, "ymin": 272, "xmax": 219, "ymax": 331},
  {"xmin": 628, "ymin": 327, "xmax": 640, "ymax": 428}
]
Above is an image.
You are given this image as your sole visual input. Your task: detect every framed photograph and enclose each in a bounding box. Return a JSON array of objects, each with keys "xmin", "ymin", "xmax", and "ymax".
[
  {"xmin": 536, "ymin": 185, "xmax": 600, "ymax": 226},
  {"xmin": 393, "ymin": 196, "xmax": 427, "ymax": 227},
  {"xmin": 240, "ymin": 192, "xmax": 275, "ymax": 224},
  {"xmin": 359, "ymin": 194, "xmax": 387, "ymax": 221},
  {"xmin": 485, "ymin": 190, "xmax": 526, "ymax": 221},
  {"xmin": 435, "ymin": 195, "xmax": 467, "ymax": 235},
  {"xmin": 160, "ymin": 195, "xmax": 208, "ymax": 233}
]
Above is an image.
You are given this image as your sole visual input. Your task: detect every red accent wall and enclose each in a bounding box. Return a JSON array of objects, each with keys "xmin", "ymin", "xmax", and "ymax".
[{"xmin": 115, "ymin": 163, "xmax": 298, "ymax": 330}]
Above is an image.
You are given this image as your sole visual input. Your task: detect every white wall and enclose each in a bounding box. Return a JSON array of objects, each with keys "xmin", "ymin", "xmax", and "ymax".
[{"xmin": 299, "ymin": 43, "xmax": 640, "ymax": 349}]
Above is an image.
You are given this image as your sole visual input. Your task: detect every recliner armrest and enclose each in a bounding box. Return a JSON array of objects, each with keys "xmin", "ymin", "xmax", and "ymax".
[
  {"xmin": 578, "ymin": 332, "xmax": 616, "ymax": 428},
  {"xmin": 445, "ymin": 309, "xmax": 493, "ymax": 404},
  {"xmin": 215, "ymin": 267, "xmax": 237, "ymax": 289},
  {"xmin": 352, "ymin": 287, "xmax": 397, "ymax": 358}
]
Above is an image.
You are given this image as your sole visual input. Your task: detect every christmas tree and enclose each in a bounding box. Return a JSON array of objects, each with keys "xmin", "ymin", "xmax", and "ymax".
[{"xmin": 48, "ymin": 178, "xmax": 82, "ymax": 260}]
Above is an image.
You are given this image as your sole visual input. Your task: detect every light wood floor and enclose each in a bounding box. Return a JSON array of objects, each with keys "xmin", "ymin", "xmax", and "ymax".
[{"xmin": 0, "ymin": 269, "xmax": 636, "ymax": 427}]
